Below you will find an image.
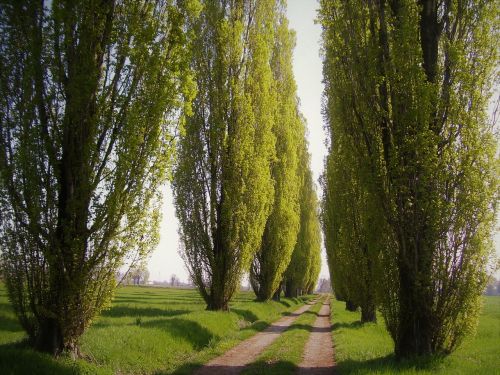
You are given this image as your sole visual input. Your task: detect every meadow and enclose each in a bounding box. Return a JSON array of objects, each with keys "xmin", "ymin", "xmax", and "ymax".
[
  {"xmin": 1, "ymin": 285, "xmax": 498, "ymax": 375},
  {"xmin": 0, "ymin": 285, "xmax": 311, "ymax": 375},
  {"xmin": 331, "ymin": 296, "xmax": 500, "ymax": 375}
]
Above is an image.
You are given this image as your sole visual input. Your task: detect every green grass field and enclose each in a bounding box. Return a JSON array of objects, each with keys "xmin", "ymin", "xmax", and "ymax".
[
  {"xmin": 1, "ymin": 285, "xmax": 498, "ymax": 375},
  {"xmin": 331, "ymin": 296, "xmax": 500, "ymax": 375},
  {"xmin": 0, "ymin": 285, "xmax": 311, "ymax": 375}
]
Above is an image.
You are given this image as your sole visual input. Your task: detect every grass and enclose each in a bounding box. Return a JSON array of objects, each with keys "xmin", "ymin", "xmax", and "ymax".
[
  {"xmin": 242, "ymin": 296, "xmax": 324, "ymax": 374},
  {"xmin": 0, "ymin": 284, "xmax": 312, "ymax": 375},
  {"xmin": 331, "ymin": 296, "xmax": 500, "ymax": 375}
]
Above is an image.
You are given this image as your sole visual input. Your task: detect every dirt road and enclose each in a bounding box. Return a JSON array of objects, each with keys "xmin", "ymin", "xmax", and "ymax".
[
  {"xmin": 194, "ymin": 299, "xmax": 318, "ymax": 375},
  {"xmin": 298, "ymin": 299, "xmax": 335, "ymax": 374}
]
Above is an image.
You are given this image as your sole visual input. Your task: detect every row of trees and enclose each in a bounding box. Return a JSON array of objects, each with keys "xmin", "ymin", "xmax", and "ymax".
[
  {"xmin": 0, "ymin": 0, "xmax": 321, "ymax": 355},
  {"xmin": 320, "ymin": 0, "xmax": 498, "ymax": 359},
  {"xmin": 173, "ymin": 0, "xmax": 321, "ymax": 310}
]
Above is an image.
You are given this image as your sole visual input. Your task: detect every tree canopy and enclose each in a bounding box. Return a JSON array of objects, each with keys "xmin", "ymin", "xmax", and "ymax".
[
  {"xmin": 173, "ymin": 0, "xmax": 277, "ymax": 311},
  {"xmin": 250, "ymin": 6, "xmax": 304, "ymax": 302},
  {"xmin": 320, "ymin": 0, "xmax": 498, "ymax": 357},
  {"xmin": 0, "ymin": 0, "xmax": 197, "ymax": 354}
]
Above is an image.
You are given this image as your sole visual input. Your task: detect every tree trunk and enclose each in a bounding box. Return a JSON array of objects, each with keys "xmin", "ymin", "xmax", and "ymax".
[
  {"xmin": 395, "ymin": 233, "xmax": 434, "ymax": 357},
  {"xmin": 361, "ymin": 304, "xmax": 377, "ymax": 323},
  {"xmin": 206, "ymin": 293, "xmax": 229, "ymax": 311},
  {"xmin": 34, "ymin": 318, "xmax": 64, "ymax": 355},
  {"xmin": 284, "ymin": 280, "xmax": 297, "ymax": 298},
  {"xmin": 272, "ymin": 283, "xmax": 281, "ymax": 301},
  {"xmin": 345, "ymin": 300, "xmax": 358, "ymax": 312}
]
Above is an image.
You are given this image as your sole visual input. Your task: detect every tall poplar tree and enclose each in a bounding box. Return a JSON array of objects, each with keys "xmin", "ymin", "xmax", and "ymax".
[
  {"xmin": 250, "ymin": 7, "xmax": 303, "ymax": 301},
  {"xmin": 0, "ymin": 0, "xmax": 197, "ymax": 355},
  {"xmin": 284, "ymin": 149, "xmax": 322, "ymax": 298},
  {"xmin": 173, "ymin": 0, "xmax": 276, "ymax": 311},
  {"xmin": 322, "ymin": 133, "xmax": 381, "ymax": 322},
  {"xmin": 320, "ymin": 0, "xmax": 498, "ymax": 357}
]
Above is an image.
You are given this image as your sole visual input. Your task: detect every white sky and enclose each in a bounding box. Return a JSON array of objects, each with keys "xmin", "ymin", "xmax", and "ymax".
[
  {"xmin": 148, "ymin": 0, "xmax": 329, "ymax": 283},
  {"xmin": 148, "ymin": 0, "xmax": 499, "ymax": 283}
]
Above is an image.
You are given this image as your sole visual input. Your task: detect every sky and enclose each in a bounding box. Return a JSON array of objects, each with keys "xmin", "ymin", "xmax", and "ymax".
[{"xmin": 147, "ymin": 0, "xmax": 329, "ymax": 283}]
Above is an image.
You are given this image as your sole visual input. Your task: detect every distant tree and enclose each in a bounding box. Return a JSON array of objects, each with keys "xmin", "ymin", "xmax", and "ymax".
[
  {"xmin": 284, "ymin": 152, "xmax": 322, "ymax": 298},
  {"xmin": 320, "ymin": 0, "xmax": 498, "ymax": 357},
  {"xmin": 170, "ymin": 274, "xmax": 179, "ymax": 287},
  {"xmin": 173, "ymin": 0, "xmax": 276, "ymax": 311},
  {"xmin": 0, "ymin": 0, "xmax": 197, "ymax": 355},
  {"xmin": 322, "ymin": 126, "xmax": 382, "ymax": 323},
  {"xmin": 250, "ymin": 8, "xmax": 304, "ymax": 302},
  {"xmin": 128, "ymin": 263, "xmax": 149, "ymax": 285},
  {"xmin": 485, "ymin": 277, "xmax": 499, "ymax": 296}
]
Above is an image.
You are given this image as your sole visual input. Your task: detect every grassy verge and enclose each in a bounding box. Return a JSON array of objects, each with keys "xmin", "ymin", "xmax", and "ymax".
[
  {"xmin": 331, "ymin": 296, "xmax": 500, "ymax": 375},
  {"xmin": 242, "ymin": 296, "xmax": 325, "ymax": 375},
  {"xmin": 0, "ymin": 285, "xmax": 313, "ymax": 375}
]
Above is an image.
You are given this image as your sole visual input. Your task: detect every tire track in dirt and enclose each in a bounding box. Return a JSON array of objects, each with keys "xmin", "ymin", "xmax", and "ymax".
[
  {"xmin": 194, "ymin": 299, "xmax": 319, "ymax": 375},
  {"xmin": 297, "ymin": 298, "xmax": 335, "ymax": 374}
]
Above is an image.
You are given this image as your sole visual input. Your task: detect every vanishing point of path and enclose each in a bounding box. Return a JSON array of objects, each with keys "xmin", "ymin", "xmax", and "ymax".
[
  {"xmin": 194, "ymin": 296, "xmax": 335, "ymax": 375},
  {"xmin": 298, "ymin": 299, "xmax": 336, "ymax": 374}
]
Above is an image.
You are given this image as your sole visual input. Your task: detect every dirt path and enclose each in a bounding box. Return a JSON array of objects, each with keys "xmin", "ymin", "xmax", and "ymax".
[
  {"xmin": 297, "ymin": 299, "xmax": 335, "ymax": 374},
  {"xmin": 194, "ymin": 299, "xmax": 318, "ymax": 375}
]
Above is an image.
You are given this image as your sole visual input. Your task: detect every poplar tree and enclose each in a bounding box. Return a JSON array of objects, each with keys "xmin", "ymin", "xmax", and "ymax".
[
  {"xmin": 173, "ymin": 0, "xmax": 276, "ymax": 311},
  {"xmin": 0, "ymin": 0, "xmax": 197, "ymax": 355},
  {"xmin": 284, "ymin": 150, "xmax": 322, "ymax": 298},
  {"xmin": 322, "ymin": 134, "xmax": 380, "ymax": 322},
  {"xmin": 250, "ymin": 7, "xmax": 303, "ymax": 301},
  {"xmin": 320, "ymin": 0, "xmax": 498, "ymax": 357}
]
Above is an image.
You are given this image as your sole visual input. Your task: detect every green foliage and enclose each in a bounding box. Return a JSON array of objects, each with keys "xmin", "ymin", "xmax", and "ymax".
[
  {"xmin": 0, "ymin": 0, "xmax": 197, "ymax": 354},
  {"xmin": 330, "ymin": 296, "xmax": 500, "ymax": 374},
  {"xmin": 173, "ymin": 0, "xmax": 277, "ymax": 310},
  {"xmin": 320, "ymin": 0, "xmax": 498, "ymax": 357},
  {"xmin": 321, "ymin": 119, "xmax": 382, "ymax": 322},
  {"xmin": 250, "ymin": 6, "xmax": 304, "ymax": 301},
  {"xmin": 0, "ymin": 284, "xmax": 311, "ymax": 374},
  {"xmin": 284, "ymin": 149, "xmax": 322, "ymax": 298}
]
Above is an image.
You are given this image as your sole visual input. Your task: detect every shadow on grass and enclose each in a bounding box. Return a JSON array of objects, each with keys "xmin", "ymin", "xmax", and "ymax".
[
  {"xmin": 112, "ymin": 297, "xmax": 203, "ymax": 305},
  {"xmin": 0, "ymin": 314, "xmax": 22, "ymax": 332},
  {"xmin": 278, "ymin": 300, "xmax": 292, "ymax": 308},
  {"xmin": 244, "ymin": 359, "xmax": 335, "ymax": 375},
  {"xmin": 332, "ymin": 320, "xmax": 364, "ymax": 330},
  {"xmin": 167, "ymin": 361, "xmax": 333, "ymax": 375},
  {"xmin": 336, "ymin": 354, "xmax": 443, "ymax": 374},
  {"xmin": 142, "ymin": 318, "xmax": 216, "ymax": 350},
  {"xmin": 243, "ymin": 320, "xmax": 269, "ymax": 332},
  {"xmin": 231, "ymin": 308, "xmax": 259, "ymax": 323},
  {"xmin": 101, "ymin": 306, "xmax": 190, "ymax": 318},
  {"xmin": 0, "ymin": 341, "xmax": 77, "ymax": 375}
]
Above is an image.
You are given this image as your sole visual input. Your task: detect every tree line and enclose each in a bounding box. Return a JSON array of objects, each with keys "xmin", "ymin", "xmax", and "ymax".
[
  {"xmin": 0, "ymin": 0, "xmax": 496, "ymax": 362},
  {"xmin": 320, "ymin": 0, "xmax": 498, "ymax": 359},
  {"xmin": 0, "ymin": 0, "xmax": 321, "ymax": 356}
]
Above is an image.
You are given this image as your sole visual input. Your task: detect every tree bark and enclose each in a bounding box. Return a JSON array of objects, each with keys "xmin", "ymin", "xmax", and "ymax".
[
  {"xmin": 361, "ymin": 304, "xmax": 377, "ymax": 323},
  {"xmin": 395, "ymin": 238, "xmax": 434, "ymax": 358},
  {"xmin": 345, "ymin": 300, "xmax": 358, "ymax": 312},
  {"xmin": 34, "ymin": 318, "xmax": 64, "ymax": 356},
  {"xmin": 272, "ymin": 283, "xmax": 282, "ymax": 301}
]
